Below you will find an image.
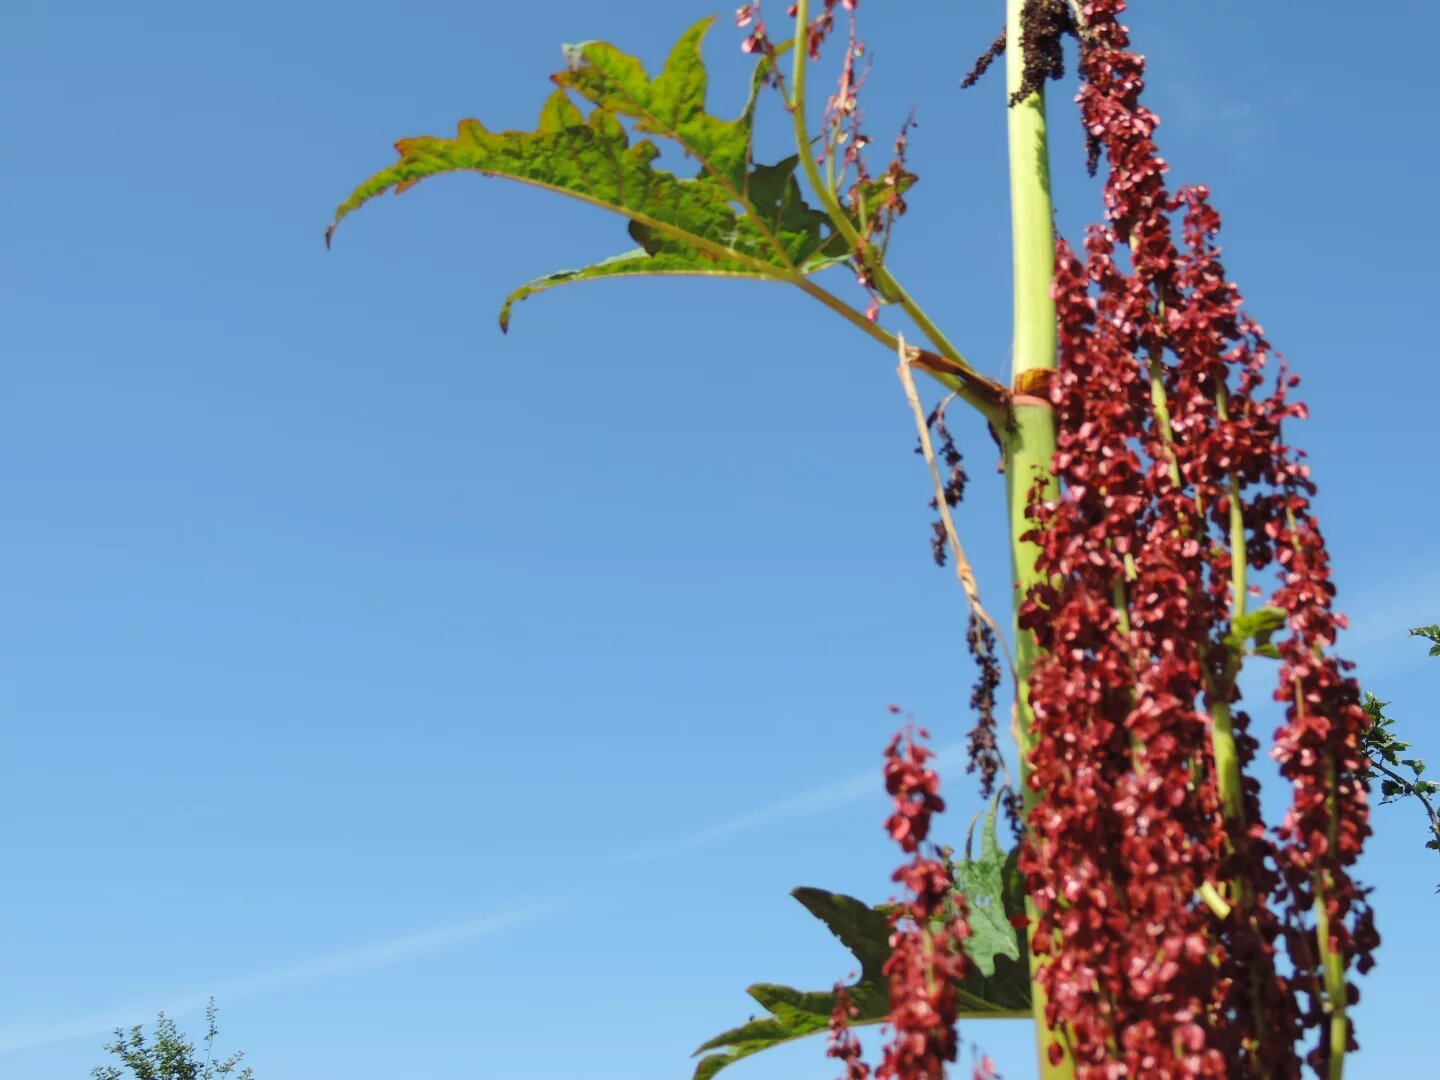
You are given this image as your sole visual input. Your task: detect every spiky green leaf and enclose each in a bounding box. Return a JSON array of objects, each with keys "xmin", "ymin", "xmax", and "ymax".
[
  {"xmin": 555, "ymin": 18, "xmax": 752, "ymax": 189},
  {"xmin": 693, "ymin": 808, "xmax": 1030, "ymax": 1079},
  {"xmin": 328, "ymin": 18, "xmax": 853, "ymax": 329}
]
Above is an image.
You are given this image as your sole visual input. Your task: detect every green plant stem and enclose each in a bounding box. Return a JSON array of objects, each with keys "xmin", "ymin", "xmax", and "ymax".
[
  {"xmin": 1313, "ymin": 739, "xmax": 1348, "ymax": 1080},
  {"xmin": 1314, "ymin": 880, "xmax": 1349, "ymax": 1080},
  {"xmin": 995, "ymin": 2, "xmax": 1069, "ymax": 1076},
  {"xmin": 1205, "ymin": 383, "xmax": 1252, "ymax": 854},
  {"xmin": 1146, "ymin": 352, "xmax": 1183, "ymax": 489},
  {"xmin": 1215, "ymin": 386, "xmax": 1247, "ymax": 616}
]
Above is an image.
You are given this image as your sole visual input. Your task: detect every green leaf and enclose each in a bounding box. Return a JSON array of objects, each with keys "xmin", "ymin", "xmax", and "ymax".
[
  {"xmin": 497, "ymin": 248, "xmax": 762, "ymax": 332},
  {"xmin": 328, "ymin": 18, "xmax": 850, "ymax": 330},
  {"xmin": 497, "ymin": 154, "xmax": 848, "ymax": 329},
  {"xmin": 555, "ymin": 18, "xmax": 753, "ymax": 190},
  {"xmin": 692, "ymin": 811, "xmax": 1032, "ymax": 1079},
  {"xmin": 327, "ymin": 86, "xmax": 739, "ymax": 254},
  {"xmin": 689, "ymin": 889, "xmax": 890, "ymax": 1080},
  {"xmin": 953, "ymin": 795, "xmax": 1024, "ymax": 978},
  {"xmin": 1409, "ymin": 624, "xmax": 1440, "ymax": 657},
  {"xmin": 791, "ymin": 887, "xmax": 895, "ymax": 982}
]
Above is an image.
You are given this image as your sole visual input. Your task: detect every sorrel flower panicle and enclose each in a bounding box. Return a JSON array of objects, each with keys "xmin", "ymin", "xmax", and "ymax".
[{"xmin": 1015, "ymin": 2, "xmax": 1376, "ymax": 1075}]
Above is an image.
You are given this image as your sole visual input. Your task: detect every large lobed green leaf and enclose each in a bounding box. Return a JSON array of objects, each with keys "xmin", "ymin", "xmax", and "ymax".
[
  {"xmin": 327, "ymin": 17, "xmax": 850, "ymax": 330},
  {"xmin": 692, "ymin": 800, "xmax": 1030, "ymax": 1080}
]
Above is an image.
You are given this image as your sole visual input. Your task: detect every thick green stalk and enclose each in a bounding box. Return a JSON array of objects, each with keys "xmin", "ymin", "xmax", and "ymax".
[{"xmin": 997, "ymin": 2, "xmax": 1070, "ymax": 1076}]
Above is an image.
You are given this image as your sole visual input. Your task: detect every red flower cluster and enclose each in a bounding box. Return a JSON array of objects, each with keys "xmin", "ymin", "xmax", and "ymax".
[
  {"xmin": 736, "ymin": 0, "xmax": 858, "ymax": 61},
  {"xmin": 828, "ymin": 983, "xmax": 873, "ymax": 1080},
  {"xmin": 798, "ymin": 0, "xmax": 859, "ymax": 61},
  {"xmin": 824, "ymin": 720, "xmax": 973, "ymax": 1080},
  {"xmin": 877, "ymin": 721, "xmax": 972, "ymax": 1079},
  {"xmin": 1016, "ymin": 1, "xmax": 1374, "ymax": 1075},
  {"xmin": 734, "ymin": 3, "xmax": 768, "ymax": 54}
]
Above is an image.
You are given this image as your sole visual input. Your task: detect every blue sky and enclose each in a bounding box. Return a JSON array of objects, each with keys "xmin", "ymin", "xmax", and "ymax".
[{"xmin": 3, "ymin": 1, "xmax": 1437, "ymax": 1077}]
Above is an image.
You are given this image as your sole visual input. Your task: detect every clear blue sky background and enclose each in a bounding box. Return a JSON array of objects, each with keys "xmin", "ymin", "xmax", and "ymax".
[{"xmin": 4, "ymin": 2, "xmax": 1437, "ymax": 1077}]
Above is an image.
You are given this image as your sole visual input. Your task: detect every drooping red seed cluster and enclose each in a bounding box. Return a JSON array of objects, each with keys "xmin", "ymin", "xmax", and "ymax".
[
  {"xmin": 827, "ymin": 983, "xmax": 873, "ymax": 1080},
  {"xmin": 822, "ymin": 718, "xmax": 974, "ymax": 1080},
  {"xmin": 1017, "ymin": 1, "xmax": 1374, "ymax": 1075},
  {"xmin": 876, "ymin": 718, "xmax": 972, "ymax": 1079}
]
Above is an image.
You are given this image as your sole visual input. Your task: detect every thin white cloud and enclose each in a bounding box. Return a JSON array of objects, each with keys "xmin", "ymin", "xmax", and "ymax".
[
  {"xmin": 0, "ymin": 897, "xmax": 568, "ymax": 1055},
  {"xmin": 622, "ymin": 740, "xmax": 970, "ymax": 860}
]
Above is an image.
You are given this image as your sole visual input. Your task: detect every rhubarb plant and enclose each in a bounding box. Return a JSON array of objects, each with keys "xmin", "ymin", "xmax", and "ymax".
[{"xmin": 328, "ymin": 2, "xmax": 1385, "ymax": 1075}]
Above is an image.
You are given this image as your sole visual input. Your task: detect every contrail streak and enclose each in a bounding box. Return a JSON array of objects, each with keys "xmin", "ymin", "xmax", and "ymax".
[{"xmin": 622, "ymin": 740, "xmax": 970, "ymax": 860}]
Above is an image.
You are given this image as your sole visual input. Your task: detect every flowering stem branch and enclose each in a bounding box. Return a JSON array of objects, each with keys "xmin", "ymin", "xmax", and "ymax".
[
  {"xmin": 1144, "ymin": 330, "xmax": 1252, "ymax": 871},
  {"xmin": 788, "ymin": 0, "xmax": 985, "ymax": 393},
  {"xmin": 996, "ymin": 1, "xmax": 1068, "ymax": 1076}
]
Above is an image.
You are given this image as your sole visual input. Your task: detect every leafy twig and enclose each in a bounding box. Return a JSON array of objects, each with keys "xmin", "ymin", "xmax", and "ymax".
[{"xmin": 1361, "ymin": 627, "xmax": 1440, "ymax": 890}]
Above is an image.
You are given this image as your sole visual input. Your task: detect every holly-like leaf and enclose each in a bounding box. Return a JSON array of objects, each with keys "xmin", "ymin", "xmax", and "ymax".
[
  {"xmin": 693, "ymin": 812, "xmax": 1031, "ymax": 1080},
  {"xmin": 953, "ymin": 795, "xmax": 1025, "ymax": 978},
  {"xmin": 328, "ymin": 18, "xmax": 851, "ymax": 330}
]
